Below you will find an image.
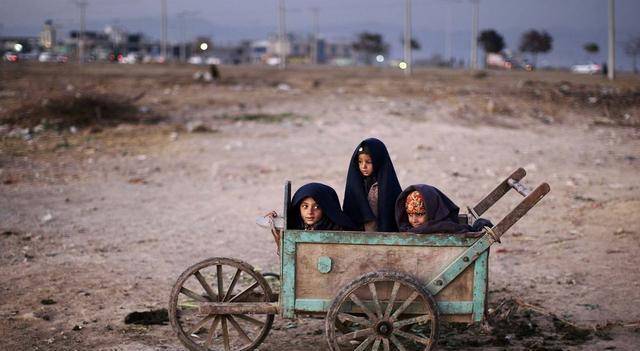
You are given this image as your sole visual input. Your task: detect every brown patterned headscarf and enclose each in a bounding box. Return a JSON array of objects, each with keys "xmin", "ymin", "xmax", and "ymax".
[{"xmin": 405, "ymin": 190, "xmax": 426, "ymax": 215}]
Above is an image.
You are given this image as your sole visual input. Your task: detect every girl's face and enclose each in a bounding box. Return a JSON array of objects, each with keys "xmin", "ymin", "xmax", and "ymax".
[
  {"xmin": 408, "ymin": 212, "xmax": 428, "ymax": 228},
  {"xmin": 358, "ymin": 153, "xmax": 373, "ymax": 177},
  {"xmin": 299, "ymin": 197, "xmax": 323, "ymax": 226}
]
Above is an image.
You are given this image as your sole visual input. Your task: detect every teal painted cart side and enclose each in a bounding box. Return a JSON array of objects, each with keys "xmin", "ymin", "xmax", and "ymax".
[{"xmin": 280, "ymin": 229, "xmax": 490, "ymax": 322}]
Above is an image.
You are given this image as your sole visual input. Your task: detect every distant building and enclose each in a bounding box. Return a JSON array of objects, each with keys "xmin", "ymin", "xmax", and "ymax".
[{"xmin": 39, "ymin": 20, "xmax": 56, "ymax": 50}]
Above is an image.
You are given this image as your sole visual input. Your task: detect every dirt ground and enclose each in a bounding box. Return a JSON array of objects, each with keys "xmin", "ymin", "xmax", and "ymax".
[{"xmin": 1, "ymin": 63, "xmax": 640, "ymax": 350}]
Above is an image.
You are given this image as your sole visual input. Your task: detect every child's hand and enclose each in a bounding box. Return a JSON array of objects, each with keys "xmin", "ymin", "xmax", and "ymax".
[{"xmin": 264, "ymin": 211, "xmax": 278, "ymax": 219}]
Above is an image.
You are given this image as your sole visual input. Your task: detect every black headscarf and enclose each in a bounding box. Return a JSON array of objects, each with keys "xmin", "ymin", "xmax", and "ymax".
[
  {"xmin": 343, "ymin": 138, "xmax": 402, "ymax": 232},
  {"xmin": 288, "ymin": 183, "xmax": 356, "ymax": 230},
  {"xmin": 395, "ymin": 184, "xmax": 485, "ymax": 234}
]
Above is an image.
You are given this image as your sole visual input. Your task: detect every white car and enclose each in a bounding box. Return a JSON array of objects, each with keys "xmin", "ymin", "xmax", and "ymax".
[
  {"xmin": 571, "ymin": 63, "xmax": 601, "ymax": 74},
  {"xmin": 188, "ymin": 56, "xmax": 204, "ymax": 65}
]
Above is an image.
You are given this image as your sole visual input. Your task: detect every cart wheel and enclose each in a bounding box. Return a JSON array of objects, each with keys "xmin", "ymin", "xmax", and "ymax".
[
  {"xmin": 325, "ymin": 270, "xmax": 439, "ymax": 351},
  {"xmin": 169, "ymin": 257, "xmax": 274, "ymax": 351}
]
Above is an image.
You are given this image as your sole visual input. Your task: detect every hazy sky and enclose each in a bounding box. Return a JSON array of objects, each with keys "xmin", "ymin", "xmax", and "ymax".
[{"xmin": 1, "ymin": 0, "xmax": 639, "ymax": 68}]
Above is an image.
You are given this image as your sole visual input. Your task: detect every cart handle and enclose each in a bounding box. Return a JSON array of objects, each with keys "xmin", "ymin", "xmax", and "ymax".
[
  {"xmin": 489, "ymin": 181, "xmax": 550, "ymax": 241},
  {"xmin": 470, "ymin": 168, "xmax": 527, "ymax": 218}
]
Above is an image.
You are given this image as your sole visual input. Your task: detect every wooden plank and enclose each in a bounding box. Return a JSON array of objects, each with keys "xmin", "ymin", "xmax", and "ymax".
[
  {"xmin": 294, "ymin": 243, "xmax": 475, "ymax": 302},
  {"xmin": 472, "ymin": 250, "xmax": 489, "ymax": 322},
  {"xmin": 280, "ymin": 231, "xmax": 296, "ymax": 318},
  {"xmin": 288, "ymin": 230, "xmax": 479, "ymax": 247},
  {"xmin": 199, "ymin": 302, "xmax": 279, "ymax": 315},
  {"xmin": 425, "ymin": 234, "xmax": 494, "ymax": 296}
]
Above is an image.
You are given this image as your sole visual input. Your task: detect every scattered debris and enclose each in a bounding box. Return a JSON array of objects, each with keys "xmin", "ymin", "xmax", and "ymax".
[
  {"xmin": 127, "ymin": 177, "xmax": 147, "ymax": 185},
  {"xmin": 124, "ymin": 308, "xmax": 169, "ymax": 325},
  {"xmin": 41, "ymin": 213, "xmax": 54, "ymax": 223},
  {"xmin": 186, "ymin": 121, "xmax": 216, "ymax": 133},
  {"xmin": 439, "ymin": 298, "xmax": 598, "ymax": 349},
  {"xmin": 277, "ymin": 83, "xmax": 292, "ymax": 91}
]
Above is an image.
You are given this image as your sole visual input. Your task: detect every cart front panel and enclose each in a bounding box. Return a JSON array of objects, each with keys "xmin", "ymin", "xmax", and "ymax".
[{"xmin": 281, "ymin": 230, "xmax": 488, "ymax": 323}]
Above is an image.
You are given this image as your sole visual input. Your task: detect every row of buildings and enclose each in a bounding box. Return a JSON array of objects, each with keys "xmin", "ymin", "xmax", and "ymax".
[{"xmin": 1, "ymin": 20, "xmax": 357, "ymax": 65}]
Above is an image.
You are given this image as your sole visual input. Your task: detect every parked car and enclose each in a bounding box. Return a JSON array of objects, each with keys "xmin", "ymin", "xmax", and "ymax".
[
  {"xmin": 188, "ymin": 56, "xmax": 204, "ymax": 65},
  {"xmin": 4, "ymin": 52, "xmax": 19, "ymax": 62},
  {"xmin": 571, "ymin": 63, "xmax": 601, "ymax": 74}
]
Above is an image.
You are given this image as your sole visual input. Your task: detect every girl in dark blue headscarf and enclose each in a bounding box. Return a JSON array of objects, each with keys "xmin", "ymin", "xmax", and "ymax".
[
  {"xmin": 343, "ymin": 138, "xmax": 402, "ymax": 232},
  {"xmin": 395, "ymin": 184, "xmax": 492, "ymax": 234},
  {"xmin": 287, "ymin": 183, "xmax": 356, "ymax": 231}
]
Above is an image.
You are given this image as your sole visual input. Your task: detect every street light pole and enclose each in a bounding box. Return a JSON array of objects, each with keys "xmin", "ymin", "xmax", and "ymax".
[
  {"xmin": 311, "ymin": 7, "xmax": 319, "ymax": 65},
  {"xmin": 74, "ymin": 0, "xmax": 88, "ymax": 64},
  {"xmin": 404, "ymin": 0, "xmax": 412, "ymax": 75},
  {"xmin": 608, "ymin": 0, "xmax": 615, "ymax": 80},
  {"xmin": 470, "ymin": 0, "xmax": 479, "ymax": 69},
  {"xmin": 178, "ymin": 11, "xmax": 187, "ymax": 63},
  {"xmin": 161, "ymin": 0, "xmax": 167, "ymax": 60},
  {"xmin": 278, "ymin": 0, "xmax": 287, "ymax": 69}
]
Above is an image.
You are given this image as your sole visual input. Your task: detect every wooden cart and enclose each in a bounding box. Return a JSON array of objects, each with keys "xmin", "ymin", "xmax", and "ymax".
[{"xmin": 169, "ymin": 168, "xmax": 550, "ymax": 351}]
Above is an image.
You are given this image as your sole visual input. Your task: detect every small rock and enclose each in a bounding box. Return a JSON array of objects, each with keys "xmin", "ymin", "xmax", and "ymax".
[
  {"xmin": 41, "ymin": 213, "xmax": 54, "ymax": 223},
  {"xmin": 186, "ymin": 121, "xmax": 214, "ymax": 133},
  {"xmin": 277, "ymin": 83, "xmax": 291, "ymax": 91},
  {"xmin": 41, "ymin": 299, "xmax": 56, "ymax": 305},
  {"xmin": 124, "ymin": 309, "xmax": 168, "ymax": 325},
  {"xmin": 169, "ymin": 132, "xmax": 179, "ymax": 141},
  {"xmin": 72, "ymin": 325, "xmax": 82, "ymax": 331}
]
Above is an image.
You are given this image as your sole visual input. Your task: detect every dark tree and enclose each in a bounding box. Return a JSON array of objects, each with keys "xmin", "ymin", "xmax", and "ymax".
[
  {"xmin": 624, "ymin": 37, "xmax": 640, "ymax": 74},
  {"xmin": 583, "ymin": 42, "xmax": 599, "ymax": 55},
  {"xmin": 400, "ymin": 37, "xmax": 421, "ymax": 50},
  {"xmin": 519, "ymin": 29, "xmax": 553, "ymax": 66},
  {"xmin": 352, "ymin": 32, "xmax": 389, "ymax": 64},
  {"xmin": 478, "ymin": 29, "xmax": 505, "ymax": 54}
]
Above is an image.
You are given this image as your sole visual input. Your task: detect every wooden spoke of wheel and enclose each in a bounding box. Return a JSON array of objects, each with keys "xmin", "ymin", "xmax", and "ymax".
[
  {"xmin": 233, "ymin": 313, "xmax": 266, "ymax": 327},
  {"xmin": 221, "ymin": 316, "xmax": 231, "ymax": 351},
  {"xmin": 392, "ymin": 315, "xmax": 431, "ymax": 329},
  {"xmin": 227, "ymin": 315, "xmax": 253, "ymax": 344},
  {"xmin": 187, "ymin": 314, "xmax": 215, "ymax": 335},
  {"xmin": 371, "ymin": 338, "xmax": 381, "ymax": 351},
  {"xmin": 216, "ymin": 265, "xmax": 224, "ymax": 302},
  {"xmin": 384, "ymin": 281, "xmax": 400, "ymax": 318},
  {"xmin": 170, "ymin": 257, "xmax": 275, "ymax": 351},
  {"xmin": 393, "ymin": 329, "xmax": 432, "ymax": 346},
  {"xmin": 368, "ymin": 283, "xmax": 383, "ymax": 318},
  {"xmin": 336, "ymin": 328, "xmax": 374, "ymax": 344},
  {"xmin": 382, "ymin": 337, "xmax": 390, "ymax": 351},
  {"xmin": 390, "ymin": 291, "xmax": 420, "ymax": 319},
  {"xmin": 223, "ymin": 268, "xmax": 242, "ymax": 302},
  {"xmin": 194, "ymin": 270, "xmax": 218, "ymax": 301},
  {"xmin": 229, "ymin": 281, "xmax": 260, "ymax": 302},
  {"xmin": 204, "ymin": 316, "xmax": 221, "ymax": 348},
  {"xmin": 389, "ymin": 335, "xmax": 407, "ymax": 351},
  {"xmin": 180, "ymin": 287, "xmax": 210, "ymax": 303},
  {"xmin": 337, "ymin": 312, "xmax": 371, "ymax": 326},
  {"xmin": 349, "ymin": 294, "xmax": 377, "ymax": 322},
  {"xmin": 353, "ymin": 335, "xmax": 375, "ymax": 351}
]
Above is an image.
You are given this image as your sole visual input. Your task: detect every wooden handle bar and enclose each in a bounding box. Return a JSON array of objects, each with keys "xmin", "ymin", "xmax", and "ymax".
[
  {"xmin": 472, "ymin": 168, "xmax": 526, "ymax": 216},
  {"xmin": 491, "ymin": 182, "xmax": 551, "ymax": 239}
]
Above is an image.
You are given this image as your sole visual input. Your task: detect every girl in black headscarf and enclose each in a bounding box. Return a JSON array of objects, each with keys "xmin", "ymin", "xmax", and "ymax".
[
  {"xmin": 343, "ymin": 138, "xmax": 402, "ymax": 232},
  {"xmin": 287, "ymin": 183, "xmax": 356, "ymax": 231},
  {"xmin": 395, "ymin": 184, "xmax": 492, "ymax": 234}
]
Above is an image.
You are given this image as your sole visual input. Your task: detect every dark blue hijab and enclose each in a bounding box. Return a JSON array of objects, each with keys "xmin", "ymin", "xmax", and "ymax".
[
  {"xmin": 343, "ymin": 138, "xmax": 402, "ymax": 232},
  {"xmin": 288, "ymin": 183, "xmax": 356, "ymax": 230},
  {"xmin": 395, "ymin": 184, "xmax": 491, "ymax": 234}
]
